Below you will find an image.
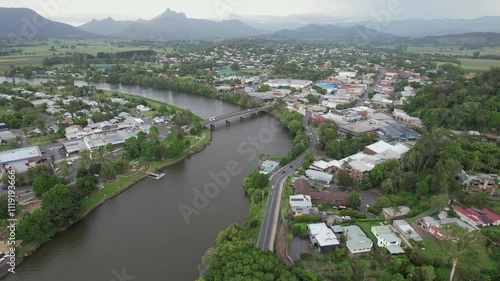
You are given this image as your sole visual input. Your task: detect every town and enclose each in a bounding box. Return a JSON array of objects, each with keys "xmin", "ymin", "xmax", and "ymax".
[{"xmin": 0, "ymin": 12, "xmax": 499, "ymax": 281}]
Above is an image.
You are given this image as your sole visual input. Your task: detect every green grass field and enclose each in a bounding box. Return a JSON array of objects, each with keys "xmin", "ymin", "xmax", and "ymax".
[
  {"xmin": 458, "ymin": 58, "xmax": 500, "ymax": 72},
  {"xmin": 0, "ymin": 39, "xmax": 169, "ymax": 72},
  {"xmin": 406, "ymin": 46, "xmax": 500, "ymax": 56}
]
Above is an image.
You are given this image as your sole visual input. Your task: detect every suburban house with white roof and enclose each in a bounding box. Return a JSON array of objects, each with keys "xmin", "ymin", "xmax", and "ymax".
[
  {"xmin": 307, "ymin": 223, "xmax": 340, "ymax": 253},
  {"xmin": 382, "ymin": 206, "xmax": 411, "ymax": 219},
  {"xmin": 393, "ymin": 220, "xmax": 422, "ymax": 242},
  {"xmin": 342, "ymin": 225, "xmax": 373, "ymax": 254},
  {"xmin": 371, "ymin": 225, "xmax": 404, "ymax": 255}
]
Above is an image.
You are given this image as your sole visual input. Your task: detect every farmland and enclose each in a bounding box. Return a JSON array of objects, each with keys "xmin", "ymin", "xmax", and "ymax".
[{"xmin": 0, "ymin": 39, "xmax": 166, "ymax": 72}]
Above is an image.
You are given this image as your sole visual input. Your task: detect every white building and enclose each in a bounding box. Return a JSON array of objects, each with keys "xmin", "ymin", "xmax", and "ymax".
[
  {"xmin": 289, "ymin": 195, "xmax": 312, "ymax": 209},
  {"xmin": 265, "ymin": 79, "xmax": 313, "ymax": 89},
  {"xmin": 307, "ymin": 223, "xmax": 340, "ymax": 253},
  {"xmin": 0, "ymin": 146, "xmax": 42, "ymax": 173},
  {"xmin": 371, "ymin": 225, "xmax": 404, "ymax": 255},
  {"xmin": 305, "ymin": 169, "xmax": 333, "ymax": 183}
]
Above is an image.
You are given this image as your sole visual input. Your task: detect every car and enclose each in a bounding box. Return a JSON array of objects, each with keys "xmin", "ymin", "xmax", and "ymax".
[
  {"xmin": 270, "ymin": 191, "xmax": 273, "ymax": 196},
  {"xmin": 290, "ymin": 165, "xmax": 294, "ymax": 168},
  {"xmin": 282, "ymin": 171, "xmax": 286, "ymax": 174},
  {"xmin": 271, "ymin": 185, "xmax": 275, "ymax": 190},
  {"xmin": 208, "ymin": 116, "xmax": 217, "ymax": 121}
]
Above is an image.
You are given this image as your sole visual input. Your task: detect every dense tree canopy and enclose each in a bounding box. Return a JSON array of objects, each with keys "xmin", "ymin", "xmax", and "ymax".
[{"xmin": 404, "ymin": 68, "xmax": 500, "ymax": 132}]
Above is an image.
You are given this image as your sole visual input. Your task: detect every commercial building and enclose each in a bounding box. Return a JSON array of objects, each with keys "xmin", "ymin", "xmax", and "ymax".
[
  {"xmin": 0, "ymin": 146, "xmax": 42, "ymax": 173},
  {"xmin": 294, "ymin": 178, "xmax": 348, "ymax": 206},
  {"xmin": 305, "ymin": 169, "xmax": 333, "ymax": 183},
  {"xmin": 265, "ymin": 79, "xmax": 313, "ymax": 89}
]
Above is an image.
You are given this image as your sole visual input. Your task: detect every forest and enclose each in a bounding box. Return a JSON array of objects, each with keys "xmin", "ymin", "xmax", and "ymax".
[{"xmin": 404, "ymin": 68, "xmax": 500, "ymax": 132}]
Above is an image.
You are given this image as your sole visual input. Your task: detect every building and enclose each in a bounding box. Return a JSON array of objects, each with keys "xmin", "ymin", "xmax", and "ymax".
[
  {"xmin": 289, "ymin": 195, "xmax": 318, "ymax": 216},
  {"xmin": 266, "ymin": 79, "xmax": 313, "ymax": 89},
  {"xmin": 65, "ymin": 125, "xmax": 86, "ymax": 140},
  {"xmin": 0, "ymin": 131, "xmax": 17, "ymax": 143},
  {"xmin": 420, "ymin": 217, "xmax": 479, "ymax": 239},
  {"xmin": 393, "ymin": 220, "xmax": 422, "ymax": 242},
  {"xmin": 382, "ymin": 206, "xmax": 411, "ymax": 219},
  {"xmin": 371, "ymin": 225, "xmax": 404, "ymax": 255},
  {"xmin": 0, "ymin": 146, "xmax": 42, "ymax": 173},
  {"xmin": 260, "ymin": 160, "xmax": 280, "ymax": 174},
  {"xmin": 342, "ymin": 225, "xmax": 373, "ymax": 254},
  {"xmin": 305, "ymin": 169, "xmax": 333, "ymax": 183},
  {"xmin": 307, "ymin": 223, "xmax": 340, "ymax": 253},
  {"xmin": 289, "ymin": 195, "xmax": 312, "ymax": 209},
  {"xmin": 294, "ymin": 178, "xmax": 348, "ymax": 206},
  {"xmin": 453, "ymin": 206, "xmax": 500, "ymax": 227}
]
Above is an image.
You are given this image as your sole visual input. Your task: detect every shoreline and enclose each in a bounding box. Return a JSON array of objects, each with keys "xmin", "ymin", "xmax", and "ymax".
[{"xmin": 17, "ymin": 131, "xmax": 211, "ymax": 261}]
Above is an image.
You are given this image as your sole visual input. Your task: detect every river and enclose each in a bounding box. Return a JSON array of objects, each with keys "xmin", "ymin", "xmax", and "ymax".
[{"xmin": 1, "ymin": 78, "xmax": 293, "ymax": 281}]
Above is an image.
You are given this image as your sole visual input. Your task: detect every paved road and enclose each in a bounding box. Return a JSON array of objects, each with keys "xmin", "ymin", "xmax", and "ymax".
[
  {"xmin": 356, "ymin": 68, "xmax": 386, "ymax": 107},
  {"xmin": 257, "ymin": 111, "xmax": 318, "ymax": 251},
  {"xmin": 203, "ymin": 106, "xmax": 268, "ymax": 126}
]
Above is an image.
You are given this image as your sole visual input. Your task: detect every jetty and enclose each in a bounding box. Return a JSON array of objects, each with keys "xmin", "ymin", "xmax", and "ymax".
[{"xmin": 147, "ymin": 172, "xmax": 165, "ymax": 180}]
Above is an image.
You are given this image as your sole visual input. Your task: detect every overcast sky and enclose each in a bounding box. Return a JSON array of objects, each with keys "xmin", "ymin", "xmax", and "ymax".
[{"xmin": 2, "ymin": 0, "xmax": 500, "ymax": 26}]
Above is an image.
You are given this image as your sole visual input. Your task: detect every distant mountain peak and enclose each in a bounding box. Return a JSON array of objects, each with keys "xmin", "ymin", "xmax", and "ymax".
[
  {"xmin": 102, "ymin": 17, "xmax": 115, "ymax": 22},
  {"xmin": 154, "ymin": 8, "xmax": 187, "ymax": 20}
]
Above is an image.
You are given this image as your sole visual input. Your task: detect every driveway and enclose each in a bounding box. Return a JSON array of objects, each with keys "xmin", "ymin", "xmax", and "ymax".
[{"xmin": 290, "ymin": 237, "xmax": 312, "ymax": 261}]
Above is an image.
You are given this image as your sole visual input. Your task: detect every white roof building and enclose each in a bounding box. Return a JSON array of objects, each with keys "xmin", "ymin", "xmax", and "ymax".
[
  {"xmin": 308, "ymin": 223, "xmax": 340, "ymax": 252},
  {"xmin": 342, "ymin": 225, "xmax": 373, "ymax": 254},
  {"xmin": 289, "ymin": 195, "xmax": 312, "ymax": 209},
  {"xmin": 305, "ymin": 169, "xmax": 334, "ymax": 183},
  {"xmin": 371, "ymin": 225, "xmax": 404, "ymax": 255}
]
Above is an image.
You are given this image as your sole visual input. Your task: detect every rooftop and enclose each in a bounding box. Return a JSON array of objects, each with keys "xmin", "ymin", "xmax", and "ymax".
[
  {"xmin": 0, "ymin": 146, "xmax": 42, "ymax": 164},
  {"xmin": 342, "ymin": 225, "xmax": 373, "ymax": 253},
  {"xmin": 308, "ymin": 223, "xmax": 340, "ymax": 247}
]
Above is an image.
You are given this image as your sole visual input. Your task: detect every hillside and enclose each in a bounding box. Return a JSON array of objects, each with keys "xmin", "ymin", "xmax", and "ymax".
[
  {"xmin": 0, "ymin": 8, "xmax": 96, "ymax": 39},
  {"xmin": 264, "ymin": 24, "xmax": 404, "ymax": 44},
  {"xmin": 106, "ymin": 8, "xmax": 266, "ymax": 40},
  {"xmin": 409, "ymin": 32, "xmax": 500, "ymax": 47},
  {"xmin": 78, "ymin": 17, "xmax": 145, "ymax": 36},
  {"xmin": 404, "ymin": 68, "xmax": 500, "ymax": 132}
]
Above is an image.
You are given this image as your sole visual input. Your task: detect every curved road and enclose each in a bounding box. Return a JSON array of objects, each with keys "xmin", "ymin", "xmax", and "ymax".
[{"xmin": 257, "ymin": 112, "xmax": 318, "ymax": 251}]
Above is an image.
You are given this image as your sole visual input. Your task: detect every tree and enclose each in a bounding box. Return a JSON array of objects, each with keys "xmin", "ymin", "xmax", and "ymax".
[
  {"xmin": 420, "ymin": 265, "xmax": 436, "ymax": 281},
  {"xmin": 42, "ymin": 184, "xmax": 81, "ymax": 227},
  {"xmin": 230, "ymin": 62, "xmax": 240, "ymax": 71},
  {"xmin": 167, "ymin": 137, "xmax": 185, "ymax": 157},
  {"xmin": 0, "ymin": 195, "xmax": 18, "ymax": 219},
  {"xmin": 473, "ymin": 51, "xmax": 480, "ymax": 59},
  {"xmin": 101, "ymin": 162, "xmax": 116, "ymax": 179},
  {"xmin": 149, "ymin": 126, "xmax": 159, "ymax": 142},
  {"xmin": 75, "ymin": 176, "xmax": 98, "ymax": 197},
  {"xmin": 16, "ymin": 209, "xmax": 53, "ymax": 242},
  {"xmin": 439, "ymin": 223, "xmax": 487, "ymax": 281},
  {"xmin": 348, "ymin": 192, "xmax": 361, "ymax": 209},
  {"xmin": 32, "ymin": 175, "xmax": 62, "ymax": 196}
]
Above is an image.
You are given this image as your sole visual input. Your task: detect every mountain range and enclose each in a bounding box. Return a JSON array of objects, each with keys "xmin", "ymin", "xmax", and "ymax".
[
  {"xmin": 2, "ymin": 7, "xmax": 500, "ymax": 45},
  {"xmin": 0, "ymin": 8, "xmax": 94, "ymax": 39}
]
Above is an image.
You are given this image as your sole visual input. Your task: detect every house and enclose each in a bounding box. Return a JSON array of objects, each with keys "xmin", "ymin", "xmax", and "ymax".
[
  {"xmin": 289, "ymin": 194, "xmax": 318, "ymax": 216},
  {"xmin": 393, "ymin": 220, "xmax": 422, "ymax": 242},
  {"xmin": 65, "ymin": 125, "xmax": 86, "ymax": 140},
  {"xmin": 382, "ymin": 206, "xmax": 411, "ymax": 219},
  {"xmin": 294, "ymin": 179, "xmax": 348, "ymax": 206},
  {"xmin": 453, "ymin": 206, "xmax": 500, "ymax": 227},
  {"xmin": 260, "ymin": 160, "xmax": 280, "ymax": 174},
  {"xmin": 420, "ymin": 217, "xmax": 479, "ymax": 239},
  {"xmin": 371, "ymin": 225, "xmax": 404, "ymax": 254},
  {"xmin": 307, "ymin": 223, "xmax": 340, "ymax": 253},
  {"xmin": 342, "ymin": 225, "xmax": 373, "ymax": 254},
  {"xmin": 0, "ymin": 131, "xmax": 17, "ymax": 143}
]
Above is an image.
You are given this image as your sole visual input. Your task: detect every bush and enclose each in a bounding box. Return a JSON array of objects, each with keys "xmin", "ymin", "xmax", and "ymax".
[
  {"xmin": 294, "ymin": 215, "xmax": 322, "ymax": 223},
  {"xmin": 367, "ymin": 206, "xmax": 381, "ymax": 215},
  {"xmin": 340, "ymin": 210, "xmax": 366, "ymax": 219}
]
